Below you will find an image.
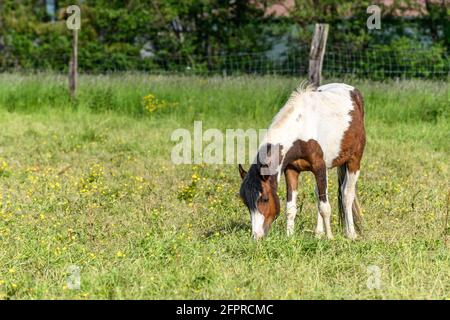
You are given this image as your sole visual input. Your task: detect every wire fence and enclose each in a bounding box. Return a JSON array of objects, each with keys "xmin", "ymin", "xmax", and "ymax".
[
  {"xmin": 141, "ymin": 44, "xmax": 449, "ymax": 80},
  {"xmin": 2, "ymin": 44, "xmax": 448, "ymax": 79}
]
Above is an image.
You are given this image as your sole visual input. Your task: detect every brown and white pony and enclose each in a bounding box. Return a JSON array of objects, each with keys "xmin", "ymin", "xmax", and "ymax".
[{"xmin": 239, "ymin": 83, "xmax": 365, "ymax": 240}]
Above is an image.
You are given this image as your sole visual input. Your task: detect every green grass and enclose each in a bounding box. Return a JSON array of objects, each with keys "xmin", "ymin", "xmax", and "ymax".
[{"xmin": 0, "ymin": 74, "xmax": 449, "ymax": 299}]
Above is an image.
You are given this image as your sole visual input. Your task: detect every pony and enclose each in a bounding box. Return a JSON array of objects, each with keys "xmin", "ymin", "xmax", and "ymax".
[{"xmin": 238, "ymin": 82, "xmax": 366, "ymax": 240}]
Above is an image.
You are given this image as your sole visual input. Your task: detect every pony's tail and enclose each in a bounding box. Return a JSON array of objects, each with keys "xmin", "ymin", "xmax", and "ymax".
[{"xmin": 337, "ymin": 164, "xmax": 363, "ymax": 235}]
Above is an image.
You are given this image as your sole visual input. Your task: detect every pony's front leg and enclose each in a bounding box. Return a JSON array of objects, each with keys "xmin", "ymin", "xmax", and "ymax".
[
  {"xmin": 314, "ymin": 186, "xmax": 325, "ymax": 238},
  {"xmin": 285, "ymin": 167, "xmax": 299, "ymax": 236},
  {"xmin": 313, "ymin": 164, "xmax": 333, "ymax": 240}
]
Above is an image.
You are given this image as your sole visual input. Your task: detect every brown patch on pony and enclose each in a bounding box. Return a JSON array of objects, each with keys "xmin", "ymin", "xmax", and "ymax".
[
  {"xmin": 334, "ymin": 88, "xmax": 366, "ymax": 234},
  {"xmin": 282, "ymin": 139, "xmax": 328, "ymax": 202},
  {"xmin": 285, "ymin": 166, "xmax": 300, "ymax": 202},
  {"xmin": 256, "ymin": 175, "xmax": 280, "ymax": 227},
  {"xmin": 282, "ymin": 139, "xmax": 324, "ymax": 172},
  {"xmin": 331, "ymin": 88, "xmax": 366, "ymax": 171}
]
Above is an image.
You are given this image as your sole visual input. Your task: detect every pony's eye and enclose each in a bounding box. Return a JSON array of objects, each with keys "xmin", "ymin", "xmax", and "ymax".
[{"xmin": 260, "ymin": 196, "xmax": 269, "ymax": 203}]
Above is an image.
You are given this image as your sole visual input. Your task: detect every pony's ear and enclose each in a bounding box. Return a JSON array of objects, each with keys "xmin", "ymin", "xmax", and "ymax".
[{"xmin": 238, "ymin": 164, "xmax": 247, "ymax": 180}]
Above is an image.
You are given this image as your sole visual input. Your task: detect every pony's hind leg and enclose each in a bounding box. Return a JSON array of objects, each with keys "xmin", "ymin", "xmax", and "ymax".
[
  {"xmin": 340, "ymin": 163, "xmax": 360, "ymax": 240},
  {"xmin": 285, "ymin": 167, "xmax": 300, "ymax": 236},
  {"xmin": 313, "ymin": 164, "xmax": 333, "ymax": 240}
]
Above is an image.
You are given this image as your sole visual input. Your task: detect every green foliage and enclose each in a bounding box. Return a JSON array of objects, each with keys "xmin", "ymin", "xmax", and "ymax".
[
  {"xmin": 0, "ymin": 0, "xmax": 272, "ymax": 72},
  {"xmin": 369, "ymin": 38, "xmax": 448, "ymax": 79},
  {"xmin": 0, "ymin": 1, "xmax": 448, "ymax": 77},
  {"xmin": 319, "ymin": 38, "xmax": 449, "ymax": 80}
]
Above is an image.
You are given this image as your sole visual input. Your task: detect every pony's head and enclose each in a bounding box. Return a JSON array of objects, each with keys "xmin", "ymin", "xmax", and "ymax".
[{"xmin": 238, "ymin": 164, "xmax": 280, "ymax": 239}]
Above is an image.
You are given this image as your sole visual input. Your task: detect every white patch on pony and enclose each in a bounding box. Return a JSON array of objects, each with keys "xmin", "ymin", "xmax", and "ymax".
[
  {"xmin": 259, "ymin": 83, "xmax": 355, "ymax": 178},
  {"xmin": 318, "ymin": 200, "xmax": 333, "ymax": 239},
  {"xmin": 315, "ymin": 209, "xmax": 325, "ymax": 236},
  {"xmin": 314, "ymin": 186, "xmax": 324, "ymax": 237},
  {"xmin": 286, "ymin": 190, "xmax": 297, "ymax": 236},
  {"xmin": 342, "ymin": 170, "xmax": 360, "ymax": 240},
  {"xmin": 251, "ymin": 209, "xmax": 266, "ymax": 240},
  {"xmin": 316, "ymin": 170, "xmax": 333, "ymax": 239}
]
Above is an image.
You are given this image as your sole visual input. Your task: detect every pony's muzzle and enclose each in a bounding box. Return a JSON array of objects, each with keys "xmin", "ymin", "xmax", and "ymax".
[
  {"xmin": 251, "ymin": 210, "xmax": 267, "ymax": 240},
  {"xmin": 252, "ymin": 225, "xmax": 269, "ymax": 240},
  {"xmin": 252, "ymin": 231, "xmax": 265, "ymax": 240}
]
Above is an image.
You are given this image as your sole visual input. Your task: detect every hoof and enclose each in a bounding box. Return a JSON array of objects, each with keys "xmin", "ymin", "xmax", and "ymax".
[
  {"xmin": 346, "ymin": 232, "xmax": 357, "ymax": 240},
  {"xmin": 287, "ymin": 227, "xmax": 295, "ymax": 237},
  {"xmin": 314, "ymin": 230, "xmax": 325, "ymax": 239}
]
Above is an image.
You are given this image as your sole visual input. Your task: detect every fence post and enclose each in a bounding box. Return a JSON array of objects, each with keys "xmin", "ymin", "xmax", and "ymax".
[
  {"xmin": 308, "ymin": 23, "xmax": 329, "ymax": 87},
  {"xmin": 69, "ymin": 29, "xmax": 78, "ymax": 98}
]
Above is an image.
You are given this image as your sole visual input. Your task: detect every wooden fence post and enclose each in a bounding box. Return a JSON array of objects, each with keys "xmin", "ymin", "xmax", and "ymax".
[
  {"xmin": 69, "ymin": 29, "xmax": 78, "ymax": 98},
  {"xmin": 308, "ymin": 23, "xmax": 329, "ymax": 87}
]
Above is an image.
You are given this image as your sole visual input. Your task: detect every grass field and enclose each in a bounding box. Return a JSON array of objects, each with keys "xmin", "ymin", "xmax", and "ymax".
[{"xmin": 0, "ymin": 74, "xmax": 449, "ymax": 299}]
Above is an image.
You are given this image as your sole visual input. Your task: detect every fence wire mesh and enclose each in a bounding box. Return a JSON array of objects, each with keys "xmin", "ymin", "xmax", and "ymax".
[
  {"xmin": 161, "ymin": 46, "xmax": 448, "ymax": 79},
  {"xmin": 3, "ymin": 44, "xmax": 448, "ymax": 79}
]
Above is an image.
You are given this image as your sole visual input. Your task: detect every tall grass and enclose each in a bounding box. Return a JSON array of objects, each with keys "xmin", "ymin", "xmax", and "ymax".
[{"xmin": 0, "ymin": 73, "xmax": 447, "ymax": 122}]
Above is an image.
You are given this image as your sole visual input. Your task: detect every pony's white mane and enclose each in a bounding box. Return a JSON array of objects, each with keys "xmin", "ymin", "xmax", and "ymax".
[
  {"xmin": 269, "ymin": 81, "xmax": 316, "ymax": 131},
  {"xmin": 284, "ymin": 80, "xmax": 316, "ymax": 106}
]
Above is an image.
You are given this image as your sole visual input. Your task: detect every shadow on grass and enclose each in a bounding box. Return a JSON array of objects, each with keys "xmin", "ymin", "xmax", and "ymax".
[{"xmin": 202, "ymin": 220, "xmax": 249, "ymax": 239}]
